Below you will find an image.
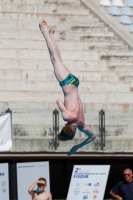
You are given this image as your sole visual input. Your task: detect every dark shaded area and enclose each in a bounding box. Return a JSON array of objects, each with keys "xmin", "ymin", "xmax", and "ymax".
[{"xmin": 1, "ymin": 155, "xmax": 133, "ymax": 199}]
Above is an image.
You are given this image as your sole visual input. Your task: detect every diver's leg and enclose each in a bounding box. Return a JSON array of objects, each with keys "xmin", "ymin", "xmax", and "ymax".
[
  {"xmin": 49, "ymin": 28, "xmax": 71, "ymax": 77},
  {"xmin": 39, "ymin": 20, "xmax": 70, "ymax": 81},
  {"xmin": 49, "ymin": 28, "xmax": 61, "ymax": 58}
]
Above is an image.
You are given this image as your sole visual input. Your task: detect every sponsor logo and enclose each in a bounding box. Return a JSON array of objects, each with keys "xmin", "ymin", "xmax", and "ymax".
[
  {"xmin": 93, "ymin": 195, "xmax": 97, "ymax": 199},
  {"xmin": 73, "ymin": 187, "xmax": 80, "ymax": 195},
  {"xmin": 82, "ymin": 188, "xmax": 90, "ymax": 194},
  {"xmin": 84, "ymin": 183, "xmax": 92, "ymax": 186},
  {"xmin": 83, "ymin": 195, "xmax": 88, "ymax": 200},
  {"xmin": 74, "ymin": 174, "xmax": 89, "ymax": 178},
  {"xmin": 75, "ymin": 168, "xmax": 89, "ymax": 173},
  {"xmin": 0, "ymin": 173, "xmax": 5, "ymax": 176},
  {"xmin": 73, "ymin": 168, "xmax": 90, "ymax": 179},
  {"xmin": 18, "ymin": 165, "xmax": 35, "ymax": 168},
  {"xmin": 75, "ymin": 168, "xmax": 81, "ymax": 173},
  {"xmin": 94, "ymin": 182, "xmax": 100, "ymax": 186},
  {"xmin": 2, "ymin": 181, "xmax": 6, "ymax": 186},
  {"xmin": 0, "ymin": 140, "xmax": 5, "ymax": 146},
  {"xmin": 93, "ymin": 189, "xmax": 99, "ymax": 193},
  {"xmin": 2, "ymin": 188, "xmax": 6, "ymax": 193},
  {"xmin": 76, "ymin": 183, "xmax": 81, "ymax": 186}
]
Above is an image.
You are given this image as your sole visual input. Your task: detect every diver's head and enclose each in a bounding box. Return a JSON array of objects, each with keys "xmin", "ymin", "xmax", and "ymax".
[{"xmin": 58, "ymin": 123, "xmax": 76, "ymax": 141}]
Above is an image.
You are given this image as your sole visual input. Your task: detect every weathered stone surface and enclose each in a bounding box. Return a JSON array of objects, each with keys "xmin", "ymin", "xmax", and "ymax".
[
  {"xmin": 0, "ymin": 13, "xmax": 93, "ymax": 21},
  {"xmin": 105, "ymin": 136, "xmax": 133, "ymax": 151},
  {"xmin": 0, "ymin": 79, "xmax": 132, "ymax": 93},
  {"xmin": 0, "ymin": 49, "xmax": 100, "ymax": 60},
  {"xmin": 0, "ymin": 39, "xmax": 125, "ymax": 50},
  {"xmin": 12, "ymin": 137, "xmax": 50, "ymax": 151},
  {"xmin": 92, "ymin": 45, "xmax": 129, "ymax": 51},
  {"xmin": 0, "ymin": 0, "xmax": 133, "ymax": 152},
  {"xmin": 0, "ymin": 0, "xmax": 81, "ymax": 5},
  {"xmin": 0, "ymin": 20, "xmax": 103, "ymax": 31},
  {"xmin": 0, "ymin": 4, "xmax": 89, "ymax": 14},
  {"xmin": 0, "ymin": 102, "xmax": 58, "ymax": 112},
  {"xmin": 11, "ymin": 111, "xmax": 133, "ymax": 127},
  {"xmin": 43, "ymin": 0, "xmax": 81, "ymax": 5},
  {"xmin": 1, "ymin": 91, "xmax": 133, "ymax": 104},
  {"xmin": 85, "ymin": 103, "xmax": 133, "ymax": 113},
  {"xmin": 109, "ymin": 65, "xmax": 133, "ymax": 72},
  {"xmin": 0, "ymin": 70, "xmax": 121, "ymax": 81},
  {"xmin": 1, "ymin": 59, "xmax": 133, "ymax": 72},
  {"xmin": 2, "ymin": 102, "xmax": 133, "ymax": 114},
  {"xmin": 0, "ymin": 28, "xmax": 113, "ymax": 41},
  {"xmin": 82, "ymin": 0, "xmax": 133, "ymax": 47},
  {"xmin": 2, "ymin": 49, "xmax": 132, "ymax": 61}
]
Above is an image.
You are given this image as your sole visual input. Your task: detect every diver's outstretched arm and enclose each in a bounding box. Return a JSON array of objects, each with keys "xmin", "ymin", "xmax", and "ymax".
[
  {"xmin": 68, "ymin": 125, "xmax": 96, "ymax": 156},
  {"xmin": 68, "ymin": 135, "xmax": 96, "ymax": 156}
]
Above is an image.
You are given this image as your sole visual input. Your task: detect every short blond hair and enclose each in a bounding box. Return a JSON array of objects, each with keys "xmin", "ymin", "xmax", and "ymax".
[
  {"xmin": 38, "ymin": 178, "xmax": 46, "ymax": 182},
  {"xmin": 58, "ymin": 124, "xmax": 76, "ymax": 141}
]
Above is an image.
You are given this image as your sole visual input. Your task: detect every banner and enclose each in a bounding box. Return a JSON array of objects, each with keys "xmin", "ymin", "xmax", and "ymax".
[
  {"xmin": 17, "ymin": 161, "xmax": 50, "ymax": 200},
  {"xmin": 0, "ymin": 163, "xmax": 9, "ymax": 200},
  {"xmin": 0, "ymin": 113, "xmax": 12, "ymax": 150},
  {"xmin": 67, "ymin": 165, "xmax": 110, "ymax": 200}
]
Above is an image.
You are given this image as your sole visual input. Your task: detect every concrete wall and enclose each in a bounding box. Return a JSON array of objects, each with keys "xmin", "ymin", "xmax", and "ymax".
[{"xmin": 0, "ymin": 0, "xmax": 133, "ymax": 152}]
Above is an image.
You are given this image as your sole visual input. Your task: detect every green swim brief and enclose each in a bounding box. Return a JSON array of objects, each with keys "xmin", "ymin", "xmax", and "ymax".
[{"xmin": 59, "ymin": 74, "xmax": 80, "ymax": 88}]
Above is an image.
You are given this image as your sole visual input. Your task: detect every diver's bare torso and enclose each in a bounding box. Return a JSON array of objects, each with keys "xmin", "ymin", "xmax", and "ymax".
[{"xmin": 57, "ymin": 84, "xmax": 85, "ymax": 126}]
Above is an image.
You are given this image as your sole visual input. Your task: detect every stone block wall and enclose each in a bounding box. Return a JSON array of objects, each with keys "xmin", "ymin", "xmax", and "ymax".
[{"xmin": 0, "ymin": 0, "xmax": 133, "ymax": 151}]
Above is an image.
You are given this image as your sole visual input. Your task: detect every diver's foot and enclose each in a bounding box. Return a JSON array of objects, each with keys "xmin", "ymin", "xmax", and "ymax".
[{"xmin": 39, "ymin": 20, "xmax": 51, "ymax": 34}]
